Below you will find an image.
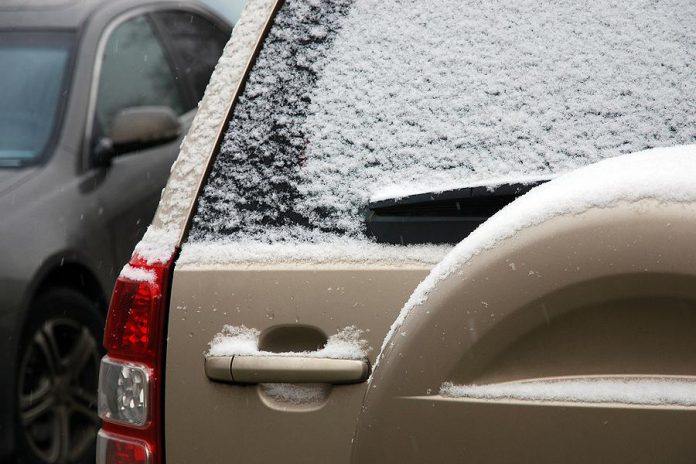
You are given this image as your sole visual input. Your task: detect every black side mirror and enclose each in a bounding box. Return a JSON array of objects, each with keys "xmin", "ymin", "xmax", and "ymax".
[{"xmin": 93, "ymin": 106, "xmax": 181, "ymax": 166}]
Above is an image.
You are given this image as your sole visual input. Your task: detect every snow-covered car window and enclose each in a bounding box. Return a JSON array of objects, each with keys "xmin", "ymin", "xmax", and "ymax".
[{"xmin": 188, "ymin": 0, "xmax": 696, "ymax": 246}]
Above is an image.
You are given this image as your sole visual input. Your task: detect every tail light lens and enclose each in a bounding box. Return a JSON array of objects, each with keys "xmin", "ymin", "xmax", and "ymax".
[
  {"xmin": 98, "ymin": 357, "xmax": 151, "ymax": 427},
  {"xmin": 104, "ymin": 257, "xmax": 167, "ymax": 360},
  {"xmin": 98, "ymin": 254, "xmax": 174, "ymax": 464},
  {"xmin": 97, "ymin": 430, "xmax": 151, "ymax": 464}
]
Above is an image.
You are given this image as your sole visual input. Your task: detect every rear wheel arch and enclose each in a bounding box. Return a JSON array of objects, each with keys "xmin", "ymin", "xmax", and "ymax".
[
  {"xmin": 14, "ymin": 255, "xmax": 108, "ymax": 363},
  {"xmin": 28, "ymin": 258, "xmax": 108, "ymax": 317},
  {"xmin": 353, "ymin": 199, "xmax": 696, "ymax": 463}
]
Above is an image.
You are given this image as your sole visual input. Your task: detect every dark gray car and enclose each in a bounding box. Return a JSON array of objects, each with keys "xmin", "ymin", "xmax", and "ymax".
[{"xmin": 0, "ymin": 1, "xmax": 230, "ymax": 462}]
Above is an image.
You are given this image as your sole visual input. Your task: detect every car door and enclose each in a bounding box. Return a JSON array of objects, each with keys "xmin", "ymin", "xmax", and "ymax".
[{"xmin": 162, "ymin": 3, "xmax": 436, "ymax": 462}]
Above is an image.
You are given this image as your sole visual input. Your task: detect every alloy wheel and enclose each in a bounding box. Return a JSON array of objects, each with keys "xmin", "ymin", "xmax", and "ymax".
[{"xmin": 18, "ymin": 318, "xmax": 100, "ymax": 464}]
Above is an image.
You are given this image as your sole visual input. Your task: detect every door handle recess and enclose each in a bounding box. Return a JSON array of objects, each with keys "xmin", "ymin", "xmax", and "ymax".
[{"xmin": 205, "ymin": 355, "xmax": 370, "ymax": 385}]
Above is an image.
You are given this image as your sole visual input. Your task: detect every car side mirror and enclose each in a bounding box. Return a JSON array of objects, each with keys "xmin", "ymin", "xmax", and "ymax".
[{"xmin": 93, "ymin": 106, "xmax": 181, "ymax": 166}]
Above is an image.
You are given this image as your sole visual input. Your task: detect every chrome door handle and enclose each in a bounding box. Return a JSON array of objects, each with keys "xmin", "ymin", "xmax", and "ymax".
[{"xmin": 205, "ymin": 355, "xmax": 370, "ymax": 385}]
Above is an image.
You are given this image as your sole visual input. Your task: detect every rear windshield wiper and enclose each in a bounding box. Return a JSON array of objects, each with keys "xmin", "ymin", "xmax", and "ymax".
[{"xmin": 365, "ymin": 180, "xmax": 548, "ymax": 245}]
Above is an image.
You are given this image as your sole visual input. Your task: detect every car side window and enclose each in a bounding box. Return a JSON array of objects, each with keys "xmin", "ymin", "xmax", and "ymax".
[
  {"xmin": 150, "ymin": 11, "xmax": 229, "ymax": 106},
  {"xmin": 95, "ymin": 14, "xmax": 185, "ymax": 137}
]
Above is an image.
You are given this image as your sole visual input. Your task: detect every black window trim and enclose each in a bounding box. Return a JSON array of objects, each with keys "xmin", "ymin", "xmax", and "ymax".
[
  {"xmin": 148, "ymin": 8, "xmax": 232, "ymax": 110},
  {"xmin": 147, "ymin": 12, "xmax": 198, "ymax": 111},
  {"xmin": 366, "ymin": 180, "xmax": 550, "ymax": 245}
]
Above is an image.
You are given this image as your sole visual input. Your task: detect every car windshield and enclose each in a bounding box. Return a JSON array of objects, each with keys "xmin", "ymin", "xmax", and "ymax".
[
  {"xmin": 189, "ymin": 0, "xmax": 696, "ymax": 247},
  {"xmin": 0, "ymin": 32, "xmax": 73, "ymax": 167}
]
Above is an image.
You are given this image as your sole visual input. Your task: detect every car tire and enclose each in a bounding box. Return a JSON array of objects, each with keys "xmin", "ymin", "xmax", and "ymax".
[{"xmin": 15, "ymin": 287, "xmax": 104, "ymax": 464}]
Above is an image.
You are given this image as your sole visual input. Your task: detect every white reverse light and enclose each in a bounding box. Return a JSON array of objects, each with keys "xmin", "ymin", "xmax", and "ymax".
[{"xmin": 98, "ymin": 356, "xmax": 151, "ymax": 427}]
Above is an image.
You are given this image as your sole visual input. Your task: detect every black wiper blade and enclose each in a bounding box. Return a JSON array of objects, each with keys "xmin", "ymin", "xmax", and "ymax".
[{"xmin": 365, "ymin": 180, "xmax": 548, "ymax": 245}]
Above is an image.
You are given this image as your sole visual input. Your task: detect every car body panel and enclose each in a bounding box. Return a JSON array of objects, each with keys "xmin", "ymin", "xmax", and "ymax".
[
  {"xmin": 354, "ymin": 200, "xmax": 696, "ymax": 462},
  {"xmin": 165, "ymin": 265, "xmax": 428, "ymax": 464},
  {"xmin": 165, "ymin": 199, "xmax": 696, "ymax": 463},
  {"xmin": 0, "ymin": 0, "xmax": 102, "ymax": 30}
]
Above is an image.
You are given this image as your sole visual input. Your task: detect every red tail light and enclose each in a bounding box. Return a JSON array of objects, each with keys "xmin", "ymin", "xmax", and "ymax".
[
  {"xmin": 104, "ymin": 256, "xmax": 168, "ymax": 359},
  {"xmin": 97, "ymin": 431, "xmax": 151, "ymax": 464},
  {"xmin": 98, "ymin": 254, "xmax": 175, "ymax": 464}
]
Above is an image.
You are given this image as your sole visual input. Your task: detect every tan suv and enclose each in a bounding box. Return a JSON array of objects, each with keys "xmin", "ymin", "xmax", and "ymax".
[{"xmin": 95, "ymin": 0, "xmax": 696, "ymax": 463}]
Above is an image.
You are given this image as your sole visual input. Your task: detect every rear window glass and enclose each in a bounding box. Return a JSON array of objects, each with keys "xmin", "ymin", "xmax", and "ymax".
[{"xmin": 188, "ymin": 0, "xmax": 696, "ymax": 245}]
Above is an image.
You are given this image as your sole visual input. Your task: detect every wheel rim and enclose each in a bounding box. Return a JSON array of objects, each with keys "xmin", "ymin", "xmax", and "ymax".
[{"xmin": 18, "ymin": 318, "xmax": 100, "ymax": 464}]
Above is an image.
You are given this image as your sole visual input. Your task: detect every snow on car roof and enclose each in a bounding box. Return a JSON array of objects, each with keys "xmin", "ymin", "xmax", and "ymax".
[{"xmin": 186, "ymin": 0, "xmax": 696, "ymax": 256}]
